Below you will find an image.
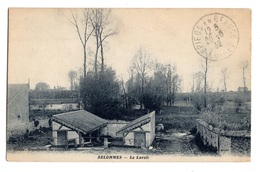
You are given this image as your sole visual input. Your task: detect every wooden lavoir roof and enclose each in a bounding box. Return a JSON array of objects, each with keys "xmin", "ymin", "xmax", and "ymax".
[
  {"xmin": 116, "ymin": 111, "xmax": 154, "ymax": 134},
  {"xmin": 52, "ymin": 110, "xmax": 108, "ymax": 134}
]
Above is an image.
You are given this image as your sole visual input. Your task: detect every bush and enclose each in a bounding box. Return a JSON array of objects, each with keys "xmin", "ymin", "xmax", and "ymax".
[
  {"xmin": 81, "ymin": 67, "xmax": 122, "ymax": 120},
  {"xmin": 234, "ymin": 94, "xmax": 245, "ymax": 113},
  {"xmin": 191, "ymin": 92, "xmax": 204, "ymax": 111},
  {"xmin": 143, "ymin": 93, "xmax": 163, "ymax": 111},
  {"xmin": 189, "ymin": 126, "xmax": 197, "ymax": 135},
  {"xmin": 200, "ymin": 107, "xmax": 226, "ymax": 129},
  {"xmin": 191, "ymin": 92, "xmax": 227, "ymax": 112}
]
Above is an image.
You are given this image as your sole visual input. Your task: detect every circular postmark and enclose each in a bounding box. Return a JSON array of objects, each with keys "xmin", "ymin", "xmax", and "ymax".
[{"xmin": 192, "ymin": 13, "xmax": 239, "ymax": 60}]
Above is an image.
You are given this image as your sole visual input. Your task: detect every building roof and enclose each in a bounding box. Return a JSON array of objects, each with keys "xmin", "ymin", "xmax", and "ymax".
[
  {"xmin": 117, "ymin": 111, "xmax": 155, "ymax": 134},
  {"xmin": 52, "ymin": 110, "xmax": 108, "ymax": 134}
]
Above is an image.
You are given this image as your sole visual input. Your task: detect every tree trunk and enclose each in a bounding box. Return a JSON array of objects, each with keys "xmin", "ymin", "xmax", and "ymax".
[
  {"xmin": 83, "ymin": 45, "xmax": 87, "ymax": 110},
  {"xmin": 70, "ymin": 78, "xmax": 73, "ymax": 90},
  {"xmin": 122, "ymin": 82, "xmax": 127, "ymax": 109},
  {"xmin": 204, "ymin": 58, "xmax": 208, "ymax": 108},
  {"xmin": 224, "ymin": 76, "xmax": 227, "ymax": 92},
  {"xmin": 83, "ymin": 45, "xmax": 87, "ymax": 80},
  {"xmin": 94, "ymin": 28, "xmax": 99, "ymax": 76},
  {"xmin": 243, "ymin": 65, "xmax": 246, "ymax": 93},
  {"xmin": 140, "ymin": 76, "xmax": 144, "ymax": 110},
  {"xmin": 99, "ymin": 35, "xmax": 104, "ymax": 74}
]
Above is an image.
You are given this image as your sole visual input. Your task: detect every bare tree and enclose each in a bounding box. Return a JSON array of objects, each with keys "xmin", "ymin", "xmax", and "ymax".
[
  {"xmin": 242, "ymin": 61, "xmax": 249, "ymax": 93},
  {"xmin": 120, "ymin": 78, "xmax": 128, "ymax": 109},
  {"xmin": 191, "ymin": 74, "xmax": 195, "ymax": 93},
  {"xmin": 193, "ymin": 71, "xmax": 204, "ymax": 92},
  {"xmin": 153, "ymin": 63, "xmax": 168, "ymax": 105},
  {"xmin": 191, "ymin": 71, "xmax": 205, "ymax": 111},
  {"xmin": 131, "ymin": 47, "xmax": 153, "ymax": 109},
  {"xmin": 202, "ymin": 55, "xmax": 210, "ymax": 108},
  {"xmin": 91, "ymin": 9, "xmax": 100, "ymax": 76},
  {"xmin": 165, "ymin": 64, "xmax": 181, "ymax": 106},
  {"xmin": 199, "ymin": 50, "xmax": 219, "ymax": 108},
  {"xmin": 220, "ymin": 67, "xmax": 228, "ymax": 92},
  {"xmin": 90, "ymin": 9, "xmax": 118, "ymax": 74},
  {"xmin": 63, "ymin": 9, "xmax": 95, "ymax": 109},
  {"xmin": 68, "ymin": 70, "xmax": 77, "ymax": 90},
  {"xmin": 64, "ymin": 9, "xmax": 94, "ymax": 80}
]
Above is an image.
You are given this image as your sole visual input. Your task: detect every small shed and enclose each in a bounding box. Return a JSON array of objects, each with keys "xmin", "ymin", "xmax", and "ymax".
[
  {"xmin": 52, "ymin": 110, "xmax": 108, "ymax": 147},
  {"xmin": 116, "ymin": 111, "xmax": 155, "ymax": 148}
]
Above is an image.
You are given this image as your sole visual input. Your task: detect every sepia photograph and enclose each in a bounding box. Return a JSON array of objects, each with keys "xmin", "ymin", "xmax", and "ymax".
[{"xmin": 7, "ymin": 8, "xmax": 251, "ymax": 162}]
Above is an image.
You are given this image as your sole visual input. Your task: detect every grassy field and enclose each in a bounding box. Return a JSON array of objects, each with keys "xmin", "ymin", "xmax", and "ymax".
[
  {"xmin": 156, "ymin": 98, "xmax": 251, "ymax": 132},
  {"xmin": 156, "ymin": 105, "xmax": 199, "ymax": 132}
]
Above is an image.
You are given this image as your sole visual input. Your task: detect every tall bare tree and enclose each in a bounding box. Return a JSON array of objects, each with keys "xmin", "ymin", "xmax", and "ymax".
[
  {"xmin": 131, "ymin": 47, "xmax": 153, "ymax": 109},
  {"xmin": 120, "ymin": 78, "xmax": 128, "ymax": 109},
  {"xmin": 220, "ymin": 67, "xmax": 228, "ymax": 92},
  {"xmin": 90, "ymin": 9, "xmax": 118, "ymax": 75},
  {"xmin": 242, "ymin": 61, "xmax": 249, "ymax": 93},
  {"xmin": 191, "ymin": 71, "xmax": 206, "ymax": 111},
  {"xmin": 63, "ymin": 9, "xmax": 95, "ymax": 109},
  {"xmin": 192, "ymin": 52, "xmax": 212, "ymax": 110},
  {"xmin": 193, "ymin": 71, "xmax": 204, "ymax": 92},
  {"xmin": 166, "ymin": 64, "xmax": 181, "ymax": 106},
  {"xmin": 154, "ymin": 63, "xmax": 181, "ymax": 106},
  {"xmin": 64, "ymin": 9, "xmax": 94, "ymax": 80},
  {"xmin": 202, "ymin": 54, "xmax": 211, "ymax": 108},
  {"xmin": 68, "ymin": 70, "xmax": 77, "ymax": 90}
]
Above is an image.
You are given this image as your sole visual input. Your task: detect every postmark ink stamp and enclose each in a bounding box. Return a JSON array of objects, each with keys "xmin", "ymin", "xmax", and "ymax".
[{"xmin": 192, "ymin": 13, "xmax": 239, "ymax": 60}]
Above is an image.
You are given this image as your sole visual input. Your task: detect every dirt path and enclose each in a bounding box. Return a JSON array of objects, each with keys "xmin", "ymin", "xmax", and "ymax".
[
  {"xmin": 73, "ymin": 131, "xmax": 201, "ymax": 156},
  {"xmin": 156, "ymin": 131, "xmax": 197, "ymax": 155},
  {"xmin": 7, "ymin": 130, "xmax": 203, "ymax": 156}
]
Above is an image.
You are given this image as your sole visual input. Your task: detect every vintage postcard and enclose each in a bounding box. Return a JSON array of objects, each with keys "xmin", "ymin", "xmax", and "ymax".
[{"xmin": 7, "ymin": 8, "xmax": 251, "ymax": 162}]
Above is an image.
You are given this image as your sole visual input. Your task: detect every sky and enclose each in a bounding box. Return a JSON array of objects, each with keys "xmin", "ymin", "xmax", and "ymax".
[{"xmin": 8, "ymin": 8, "xmax": 251, "ymax": 92}]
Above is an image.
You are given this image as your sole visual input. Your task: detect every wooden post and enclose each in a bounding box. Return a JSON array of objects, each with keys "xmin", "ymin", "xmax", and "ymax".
[
  {"xmin": 79, "ymin": 132, "xmax": 84, "ymax": 147},
  {"xmin": 97, "ymin": 129, "xmax": 100, "ymax": 142},
  {"xmin": 217, "ymin": 133, "xmax": 220, "ymax": 154},
  {"xmin": 104, "ymin": 138, "xmax": 108, "ymax": 147}
]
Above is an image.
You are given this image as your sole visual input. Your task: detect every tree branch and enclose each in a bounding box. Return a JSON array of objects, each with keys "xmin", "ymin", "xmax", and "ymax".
[{"xmin": 70, "ymin": 9, "xmax": 85, "ymax": 47}]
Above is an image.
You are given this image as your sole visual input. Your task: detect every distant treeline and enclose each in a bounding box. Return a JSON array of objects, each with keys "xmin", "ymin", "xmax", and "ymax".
[
  {"xmin": 175, "ymin": 91, "xmax": 251, "ymax": 102},
  {"xmin": 29, "ymin": 90, "xmax": 79, "ymax": 99}
]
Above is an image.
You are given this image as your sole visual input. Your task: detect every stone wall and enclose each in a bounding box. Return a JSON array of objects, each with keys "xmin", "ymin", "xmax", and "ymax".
[
  {"xmin": 218, "ymin": 136, "xmax": 231, "ymax": 155},
  {"xmin": 196, "ymin": 119, "xmax": 219, "ymax": 151},
  {"xmin": 231, "ymin": 136, "xmax": 251, "ymax": 155},
  {"xmin": 196, "ymin": 119, "xmax": 250, "ymax": 155}
]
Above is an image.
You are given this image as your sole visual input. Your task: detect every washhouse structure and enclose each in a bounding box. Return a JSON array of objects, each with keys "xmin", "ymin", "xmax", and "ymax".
[
  {"xmin": 51, "ymin": 110, "xmax": 108, "ymax": 148},
  {"xmin": 116, "ymin": 111, "xmax": 155, "ymax": 148}
]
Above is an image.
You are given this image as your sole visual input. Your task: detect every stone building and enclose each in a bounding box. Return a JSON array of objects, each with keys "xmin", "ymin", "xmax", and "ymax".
[{"xmin": 7, "ymin": 84, "xmax": 30, "ymax": 140}]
